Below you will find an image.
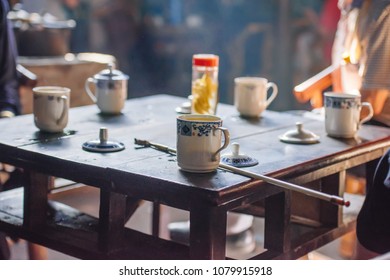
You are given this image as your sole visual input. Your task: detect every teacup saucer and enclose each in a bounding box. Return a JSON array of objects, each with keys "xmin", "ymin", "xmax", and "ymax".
[{"xmin": 221, "ymin": 143, "xmax": 258, "ymax": 168}]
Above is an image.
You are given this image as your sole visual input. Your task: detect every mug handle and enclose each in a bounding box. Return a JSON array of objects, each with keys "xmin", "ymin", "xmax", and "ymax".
[
  {"xmin": 211, "ymin": 127, "xmax": 230, "ymax": 162},
  {"xmin": 265, "ymin": 82, "xmax": 278, "ymax": 108},
  {"xmin": 358, "ymin": 102, "xmax": 374, "ymax": 128},
  {"xmin": 85, "ymin": 77, "xmax": 97, "ymax": 103},
  {"xmin": 56, "ymin": 95, "xmax": 68, "ymax": 125}
]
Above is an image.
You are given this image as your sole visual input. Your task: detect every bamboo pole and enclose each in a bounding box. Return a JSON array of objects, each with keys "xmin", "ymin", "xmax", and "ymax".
[{"xmin": 134, "ymin": 139, "xmax": 350, "ymax": 207}]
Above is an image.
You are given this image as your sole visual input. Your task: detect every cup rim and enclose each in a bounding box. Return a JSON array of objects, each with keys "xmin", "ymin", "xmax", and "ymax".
[
  {"xmin": 33, "ymin": 86, "xmax": 71, "ymax": 96},
  {"xmin": 324, "ymin": 91, "xmax": 360, "ymax": 99},
  {"xmin": 177, "ymin": 114, "xmax": 221, "ymax": 122},
  {"xmin": 234, "ymin": 77, "xmax": 267, "ymax": 85}
]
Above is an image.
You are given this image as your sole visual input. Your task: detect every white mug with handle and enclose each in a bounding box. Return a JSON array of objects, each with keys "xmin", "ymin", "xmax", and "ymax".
[
  {"xmin": 177, "ymin": 114, "xmax": 230, "ymax": 173},
  {"xmin": 234, "ymin": 77, "xmax": 278, "ymax": 117},
  {"xmin": 33, "ymin": 86, "xmax": 70, "ymax": 133},
  {"xmin": 324, "ymin": 92, "xmax": 374, "ymax": 138}
]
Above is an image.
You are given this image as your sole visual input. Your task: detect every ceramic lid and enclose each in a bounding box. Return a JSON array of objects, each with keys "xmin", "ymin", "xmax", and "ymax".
[
  {"xmin": 175, "ymin": 100, "xmax": 191, "ymax": 114},
  {"xmin": 279, "ymin": 122, "xmax": 320, "ymax": 144},
  {"xmin": 221, "ymin": 143, "xmax": 258, "ymax": 168},
  {"xmin": 82, "ymin": 127, "xmax": 125, "ymax": 153}
]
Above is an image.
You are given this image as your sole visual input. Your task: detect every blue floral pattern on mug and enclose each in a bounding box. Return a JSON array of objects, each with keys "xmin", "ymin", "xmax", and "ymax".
[
  {"xmin": 34, "ymin": 95, "xmax": 64, "ymax": 103},
  {"xmin": 177, "ymin": 119, "xmax": 220, "ymax": 137},
  {"xmin": 325, "ymin": 96, "xmax": 359, "ymax": 109}
]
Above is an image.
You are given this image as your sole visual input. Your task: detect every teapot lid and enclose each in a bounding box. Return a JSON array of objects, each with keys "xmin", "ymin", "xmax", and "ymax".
[
  {"xmin": 94, "ymin": 63, "xmax": 129, "ymax": 81},
  {"xmin": 279, "ymin": 122, "xmax": 320, "ymax": 144},
  {"xmin": 221, "ymin": 143, "xmax": 259, "ymax": 168}
]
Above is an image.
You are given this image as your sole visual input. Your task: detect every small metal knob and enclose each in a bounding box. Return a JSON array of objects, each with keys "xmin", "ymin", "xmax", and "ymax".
[{"xmin": 99, "ymin": 127, "xmax": 108, "ymax": 144}]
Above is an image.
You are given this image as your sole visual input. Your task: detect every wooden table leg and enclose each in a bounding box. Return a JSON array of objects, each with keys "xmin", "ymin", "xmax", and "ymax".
[
  {"xmin": 320, "ymin": 171, "xmax": 345, "ymax": 227},
  {"xmin": 264, "ymin": 191, "xmax": 291, "ymax": 253},
  {"xmin": 189, "ymin": 206, "xmax": 227, "ymax": 260},
  {"xmin": 152, "ymin": 202, "xmax": 160, "ymax": 237},
  {"xmin": 23, "ymin": 170, "xmax": 52, "ymax": 229},
  {"xmin": 99, "ymin": 190, "xmax": 127, "ymax": 252}
]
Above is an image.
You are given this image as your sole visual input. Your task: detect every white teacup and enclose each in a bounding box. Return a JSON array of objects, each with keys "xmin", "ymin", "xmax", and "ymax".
[
  {"xmin": 33, "ymin": 86, "xmax": 70, "ymax": 133},
  {"xmin": 324, "ymin": 92, "xmax": 374, "ymax": 138},
  {"xmin": 234, "ymin": 77, "xmax": 278, "ymax": 117},
  {"xmin": 177, "ymin": 114, "xmax": 230, "ymax": 173}
]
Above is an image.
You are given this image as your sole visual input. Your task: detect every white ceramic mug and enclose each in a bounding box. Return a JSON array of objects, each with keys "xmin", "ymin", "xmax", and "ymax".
[
  {"xmin": 33, "ymin": 86, "xmax": 70, "ymax": 133},
  {"xmin": 324, "ymin": 92, "xmax": 374, "ymax": 138},
  {"xmin": 85, "ymin": 66, "xmax": 129, "ymax": 114},
  {"xmin": 177, "ymin": 114, "xmax": 230, "ymax": 173},
  {"xmin": 234, "ymin": 77, "xmax": 278, "ymax": 117}
]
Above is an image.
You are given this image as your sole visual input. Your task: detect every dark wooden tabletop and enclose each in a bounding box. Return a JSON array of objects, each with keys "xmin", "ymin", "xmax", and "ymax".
[
  {"xmin": 1, "ymin": 94, "xmax": 390, "ymax": 208},
  {"xmin": 1, "ymin": 94, "xmax": 390, "ymax": 259}
]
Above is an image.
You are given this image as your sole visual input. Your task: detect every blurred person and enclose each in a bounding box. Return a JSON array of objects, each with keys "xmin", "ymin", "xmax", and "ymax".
[
  {"xmin": 0, "ymin": 0, "xmax": 20, "ymax": 118},
  {"xmin": 332, "ymin": 0, "xmax": 390, "ymax": 127},
  {"xmin": 60, "ymin": 0, "xmax": 91, "ymax": 53},
  {"xmin": 1, "ymin": 0, "xmax": 20, "ymax": 260},
  {"xmin": 330, "ymin": 0, "xmax": 390, "ymax": 259},
  {"xmin": 1, "ymin": 0, "xmax": 47, "ymax": 260},
  {"xmin": 292, "ymin": 0, "xmax": 339, "ymax": 84},
  {"xmin": 94, "ymin": 0, "xmax": 140, "ymax": 75}
]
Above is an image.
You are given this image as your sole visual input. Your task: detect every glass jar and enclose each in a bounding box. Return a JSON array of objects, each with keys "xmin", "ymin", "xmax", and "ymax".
[{"xmin": 191, "ymin": 54, "xmax": 219, "ymax": 115}]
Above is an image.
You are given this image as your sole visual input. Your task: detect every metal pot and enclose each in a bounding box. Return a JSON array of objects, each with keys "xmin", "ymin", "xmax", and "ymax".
[{"xmin": 9, "ymin": 6, "xmax": 76, "ymax": 56}]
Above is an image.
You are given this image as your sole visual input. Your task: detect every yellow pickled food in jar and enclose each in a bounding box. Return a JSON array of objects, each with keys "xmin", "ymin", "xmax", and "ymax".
[{"xmin": 192, "ymin": 73, "xmax": 218, "ymax": 114}]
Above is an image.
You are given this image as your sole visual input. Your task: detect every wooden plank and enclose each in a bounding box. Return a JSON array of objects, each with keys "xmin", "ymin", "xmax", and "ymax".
[
  {"xmin": 251, "ymin": 193, "xmax": 363, "ymax": 260},
  {"xmin": 0, "ymin": 188, "xmax": 189, "ymax": 259}
]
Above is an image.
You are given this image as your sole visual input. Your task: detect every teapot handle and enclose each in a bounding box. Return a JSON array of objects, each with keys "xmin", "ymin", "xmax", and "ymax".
[{"xmin": 85, "ymin": 77, "xmax": 97, "ymax": 103}]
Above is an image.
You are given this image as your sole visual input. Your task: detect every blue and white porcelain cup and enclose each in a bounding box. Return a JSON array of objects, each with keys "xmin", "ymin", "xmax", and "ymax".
[
  {"xmin": 324, "ymin": 92, "xmax": 373, "ymax": 138},
  {"xmin": 177, "ymin": 114, "xmax": 230, "ymax": 172},
  {"xmin": 33, "ymin": 86, "xmax": 70, "ymax": 133}
]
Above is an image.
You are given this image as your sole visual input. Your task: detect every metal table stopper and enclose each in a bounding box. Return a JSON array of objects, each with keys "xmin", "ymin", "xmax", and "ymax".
[
  {"xmin": 221, "ymin": 142, "xmax": 259, "ymax": 168},
  {"xmin": 82, "ymin": 127, "xmax": 125, "ymax": 152}
]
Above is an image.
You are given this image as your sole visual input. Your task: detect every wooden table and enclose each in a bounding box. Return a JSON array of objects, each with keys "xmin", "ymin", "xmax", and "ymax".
[{"xmin": 1, "ymin": 94, "xmax": 390, "ymax": 259}]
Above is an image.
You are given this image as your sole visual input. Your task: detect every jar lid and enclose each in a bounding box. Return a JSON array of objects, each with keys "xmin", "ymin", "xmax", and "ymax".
[{"xmin": 192, "ymin": 54, "xmax": 219, "ymax": 67}]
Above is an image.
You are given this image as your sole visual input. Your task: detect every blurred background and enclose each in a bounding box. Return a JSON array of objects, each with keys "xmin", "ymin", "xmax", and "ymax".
[{"xmin": 8, "ymin": 0, "xmax": 340, "ymax": 111}]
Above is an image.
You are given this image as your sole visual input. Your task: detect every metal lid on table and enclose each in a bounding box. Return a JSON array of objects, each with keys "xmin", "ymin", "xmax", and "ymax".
[
  {"xmin": 279, "ymin": 122, "xmax": 320, "ymax": 144},
  {"xmin": 82, "ymin": 127, "xmax": 125, "ymax": 153},
  {"xmin": 93, "ymin": 63, "xmax": 129, "ymax": 81},
  {"xmin": 221, "ymin": 143, "xmax": 258, "ymax": 168}
]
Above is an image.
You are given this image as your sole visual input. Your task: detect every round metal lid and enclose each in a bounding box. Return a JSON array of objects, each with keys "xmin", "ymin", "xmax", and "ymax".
[
  {"xmin": 221, "ymin": 143, "xmax": 258, "ymax": 168},
  {"xmin": 93, "ymin": 63, "xmax": 129, "ymax": 81},
  {"xmin": 82, "ymin": 127, "xmax": 125, "ymax": 153},
  {"xmin": 279, "ymin": 122, "xmax": 320, "ymax": 144}
]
